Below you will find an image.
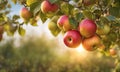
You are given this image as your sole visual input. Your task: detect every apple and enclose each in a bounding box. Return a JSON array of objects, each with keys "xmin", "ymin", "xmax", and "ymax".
[
  {"xmin": 26, "ymin": 0, "xmax": 37, "ymax": 6},
  {"xmin": 63, "ymin": 30, "xmax": 82, "ymax": 48},
  {"xmin": 79, "ymin": 18, "xmax": 97, "ymax": 38},
  {"xmin": 96, "ymin": 24, "xmax": 110, "ymax": 35},
  {"xmin": 109, "ymin": 48, "xmax": 117, "ymax": 56},
  {"xmin": 83, "ymin": 0, "xmax": 98, "ymax": 6},
  {"xmin": 20, "ymin": 7, "xmax": 32, "ymax": 21},
  {"xmin": 57, "ymin": 15, "xmax": 71, "ymax": 31},
  {"xmin": 48, "ymin": 21, "xmax": 61, "ymax": 36},
  {"xmin": 0, "ymin": 26, "xmax": 4, "ymax": 34},
  {"xmin": 41, "ymin": 0, "xmax": 58, "ymax": 14},
  {"xmin": 82, "ymin": 34, "xmax": 101, "ymax": 51}
]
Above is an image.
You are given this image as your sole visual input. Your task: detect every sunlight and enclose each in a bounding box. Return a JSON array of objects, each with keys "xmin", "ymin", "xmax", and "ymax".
[
  {"xmin": 75, "ymin": 44, "xmax": 87, "ymax": 54},
  {"xmin": 68, "ymin": 44, "xmax": 88, "ymax": 63}
]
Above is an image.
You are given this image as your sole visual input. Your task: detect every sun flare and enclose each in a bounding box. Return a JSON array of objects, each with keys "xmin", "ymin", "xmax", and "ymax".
[{"xmin": 75, "ymin": 44, "xmax": 87, "ymax": 53}]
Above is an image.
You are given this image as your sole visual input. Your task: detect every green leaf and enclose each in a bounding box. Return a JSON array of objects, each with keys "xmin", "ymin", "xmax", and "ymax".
[
  {"xmin": 18, "ymin": 26, "xmax": 26, "ymax": 36},
  {"xmin": 109, "ymin": 7, "xmax": 120, "ymax": 18},
  {"xmin": 73, "ymin": 0, "xmax": 80, "ymax": 2},
  {"xmin": 100, "ymin": 16, "xmax": 109, "ymax": 24},
  {"xmin": 83, "ymin": 10, "xmax": 95, "ymax": 20},
  {"xmin": 69, "ymin": 17, "xmax": 78, "ymax": 29},
  {"xmin": 69, "ymin": 4, "xmax": 74, "ymax": 15},
  {"xmin": 51, "ymin": 16, "xmax": 59, "ymax": 22},
  {"xmin": 12, "ymin": 0, "xmax": 17, "ymax": 4},
  {"xmin": 39, "ymin": 11, "xmax": 47, "ymax": 23},
  {"xmin": 114, "ymin": 23, "xmax": 120, "ymax": 26},
  {"xmin": 30, "ymin": 2, "xmax": 41, "ymax": 16},
  {"xmin": 49, "ymin": 0, "xmax": 58, "ymax": 4},
  {"xmin": 30, "ymin": 19, "xmax": 38, "ymax": 26},
  {"xmin": 61, "ymin": 2, "xmax": 69, "ymax": 15},
  {"xmin": 12, "ymin": 15, "xmax": 20, "ymax": 20},
  {"xmin": 75, "ymin": 12, "xmax": 84, "ymax": 22},
  {"xmin": 106, "ymin": 15, "xmax": 115, "ymax": 21},
  {"xmin": 60, "ymin": 2, "xmax": 74, "ymax": 15}
]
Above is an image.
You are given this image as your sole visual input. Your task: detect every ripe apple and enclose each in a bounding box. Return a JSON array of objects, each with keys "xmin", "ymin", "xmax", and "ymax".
[
  {"xmin": 82, "ymin": 34, "xmax": 101, "ymax": 51},
  {"xmin": 20, "ymin": 7, "xmax": 32, "ymax": 21},
  {"xmin": 26, "ymin": 0, "xmax": 37, "ymax": 6},
  {"xmin": 63, "ymin": 30, "xmax": 82, "ymax": 48},
  {"xmin": 83, "ymin": 0, "xmax": 98, "ymax": 6},
  {"xmin": 109, "ymin": 48, "xmax": 117, "ymax": 56},
  {"xmin": 57, "ymin": 15, "xmax": 71, "ymax": 31},
  {"xmin": 41, "ymin": 0, "xmax": 58, "ymax": 14},
  {"xmin": 96, "ymin": 24, "xmax": 110, "ymax": 35},
  {"xmin": 0, "ymin": 26, "xmax": 4, "ymax": 34},
  {"xmin": 79, "ymin": 19, "xmax": 97, "ymax": 38}
]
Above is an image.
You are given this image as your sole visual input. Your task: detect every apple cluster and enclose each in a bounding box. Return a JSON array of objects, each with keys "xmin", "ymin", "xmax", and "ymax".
[
  {"xmin": 61, "ymin": 17, "xmax": 103, "ymax": 51},
  {"xmin": 20, "ymin": 0, "xmax": 116, "ymax": 53},
  {"xmin": 37, "ymin": 0, "xmax": 105, "ymax": 51}
]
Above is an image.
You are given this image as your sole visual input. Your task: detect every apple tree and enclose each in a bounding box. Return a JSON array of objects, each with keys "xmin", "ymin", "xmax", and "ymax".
[{"xmin": 0, "ymin": 0, "xmax": 120, "ymax": 71}]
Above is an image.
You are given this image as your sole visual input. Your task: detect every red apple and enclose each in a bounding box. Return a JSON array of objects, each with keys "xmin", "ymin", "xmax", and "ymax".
[
  {"xmin": 63, "ymin": 30, "xmax": 82, "ymax": 48},
  {"xmin": 79, "ymin": 18, "xmax": 97, "ymax": 38},
  {"xmin": 82, "ymin": 34, "xmax": 101, "ymax": 51},
  {"xmin": 41, "ymin": 0, "xmax": 58, "ymax": 14},
  {"xmin": 109, "ymin": 48, "xmax": 117, "ymax": 56},
  {"xmin": 20, "ymin": 7, "xmax": 32, "ymax": 20},
  {"xmin": 57, "ymin": 15, "xmax": 71, "ymax": 31}
]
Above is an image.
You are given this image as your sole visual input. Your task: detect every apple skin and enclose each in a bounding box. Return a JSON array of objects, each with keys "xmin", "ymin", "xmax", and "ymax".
[
  {"xmin": 79, "ymin": 19, "xmax": 97, "ymax": 38},
  {"xmin": 63, "ymin": 30, "xmax": 82, "ymax": 48},
  {"xmin": 26, "ymin": 0, "xmax": 37, "ymax": 6},
  {"xmin": 82, "ymin": 34, "xmax": 101, "ymax": 51},
  {"xmin": 109, "ymin": 48, "xmax": 117, "ymax": 56},
  {"xmin": 41, "ymin": 0, "xmax": 58, "ymax": 14},
  {"xmin": 20, "ymin": 7, "xmax": 32, "ymax": 20},
  {"xmin": 57, "ymin": 15, "xmax": 71, "ymax": 31}
]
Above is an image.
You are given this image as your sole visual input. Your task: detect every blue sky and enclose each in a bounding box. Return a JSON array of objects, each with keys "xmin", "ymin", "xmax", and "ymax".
[{"xmin": 10, "ymin": 1, "xmax": 23, "ymax": 16}]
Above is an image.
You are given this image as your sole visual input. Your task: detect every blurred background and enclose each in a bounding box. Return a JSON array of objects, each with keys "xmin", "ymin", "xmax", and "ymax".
[{"xmin": 0, "ymin": 33, "xmax": 116, "ymax": 72}]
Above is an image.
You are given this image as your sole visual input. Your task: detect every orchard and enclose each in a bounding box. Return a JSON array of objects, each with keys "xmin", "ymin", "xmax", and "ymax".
[{"xmin": 0, "ymin": 0, "xmax": 120, "ymax": 71}]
